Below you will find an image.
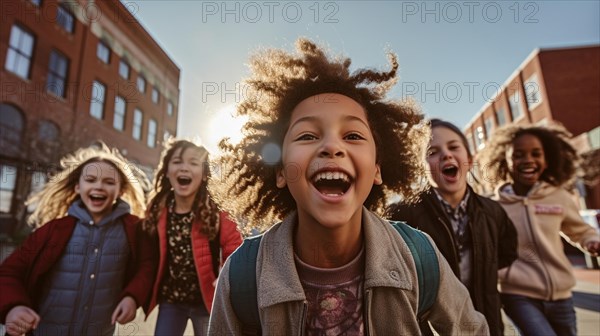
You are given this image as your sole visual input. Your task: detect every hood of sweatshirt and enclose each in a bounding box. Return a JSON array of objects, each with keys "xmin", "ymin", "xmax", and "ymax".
[
  {"xmin": 68, "ymin": 198, "xmax": 131, "ymax": 226},
  {"xmin": 496, "ymin": 181, "xmax": 559, "ymax": 204}
]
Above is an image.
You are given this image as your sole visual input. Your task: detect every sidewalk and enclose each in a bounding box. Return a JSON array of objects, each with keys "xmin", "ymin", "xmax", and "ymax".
[{"xmin": 569, "ymin": 255, "xmax": 600, "ymax": 336}]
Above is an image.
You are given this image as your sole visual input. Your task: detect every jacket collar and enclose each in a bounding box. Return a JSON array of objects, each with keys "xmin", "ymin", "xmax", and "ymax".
[
  {"xmin": 257, "ymin": 207, "xmax": 414, "ymax": 309},
  {"xmin": 496, "ymin": 181, "xmax": 557, "ymax": 203}
]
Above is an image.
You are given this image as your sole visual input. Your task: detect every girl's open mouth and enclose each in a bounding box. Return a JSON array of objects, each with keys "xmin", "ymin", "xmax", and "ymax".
[
  {"xmin": 442, "ymin": 164, "xmax": 459, "ymax": 178},
  {"xmin": 312, "ymin": 171, "xmax": 352, "ymax": 196},
  {"xmin": 177, "ymin": 176, "xmax": 192, "ymax": 186}
]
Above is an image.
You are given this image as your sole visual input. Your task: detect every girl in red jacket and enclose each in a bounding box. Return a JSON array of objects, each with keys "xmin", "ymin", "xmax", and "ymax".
[
  {"xmin": 0, "ymin": 143, "xmax": 153, "ymax": 336},
  {"xmin": 144, "ymin": 139, "xmax": 242, "ymax": 335},
  {"xmin": 478, "ymin": 123, "xmax": 600, "ymax": 336}
]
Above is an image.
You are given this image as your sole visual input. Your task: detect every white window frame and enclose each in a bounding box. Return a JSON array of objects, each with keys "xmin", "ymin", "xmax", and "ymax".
[
  {"xmin": 152, "ymin": 87, "xmax": 159, "ymax": 104},
  {"xmin": 524, "ymin": 74, "xmax": 543, "ymax": 110},
  {"xmin": 509, "ymin": 91, "xmax": 524, "ymax": 121},
  {"xmin": 133, "ymin": 109, "xmax": 143, "ymax": 140},
  {"xmin": 484, "ymin": 118, "xmax": 494, "ymax": 140},
  {"xmin": 113, "ymin": 96, "xmax": 126, "ymax": 131},
  {"xmin": 46, "ymin": 49, "xmax": 69, "ymax": 97},
  {"xmin": 56, "ymin": 5, "xmax": 74, "ymax": 33},
  {"xmin": 97, "ymin": 41, "xmax": 110, "ymax": 64},
  {"xmin": 119, "ymin": 60, "xmax": 130, "ymax": 79},
  {"xmin": 0, "ymin": 164, "xmax": 18, "ymax": 213},
  {"xmin": 147, "ymin": 119, "xmax": 157, "ymax": 148},
  {"xmin": 89, "ymin": 80, "xmax": 106, "ymax": 120},
  {"xmin": 5, "ymin": 25, "xmax": 35, "ymax": 79},
  {"xmin": 495, "ymin": 107, "xmax": 506, "ymax": 127},
  {"xmin": 167, "ymin": 101, "xmax": 174, "ymax": 116},
  {"xmin": 137, "ymin": 76, "xmax": 146, "ymax": 93}
]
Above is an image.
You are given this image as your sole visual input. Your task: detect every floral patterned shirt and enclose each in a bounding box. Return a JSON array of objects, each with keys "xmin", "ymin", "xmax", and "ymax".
[
  {"xmin": 295, "ymin": 246, "xmax": 365, "ymax": 336},
  {"xmin": 159, "ymin": 210, "xmax": 204, "ymax": 305}
]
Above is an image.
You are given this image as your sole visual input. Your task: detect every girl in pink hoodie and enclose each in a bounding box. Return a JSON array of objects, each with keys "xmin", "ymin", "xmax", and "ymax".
[{"xmin": 478, "ymin": 123, "xmax": 600, "ymax": 336}]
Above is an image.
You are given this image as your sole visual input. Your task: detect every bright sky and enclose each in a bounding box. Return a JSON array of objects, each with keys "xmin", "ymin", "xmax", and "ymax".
[{"xmin": 127, "ymin": 1, "xmax": 599, "ymax": 153}]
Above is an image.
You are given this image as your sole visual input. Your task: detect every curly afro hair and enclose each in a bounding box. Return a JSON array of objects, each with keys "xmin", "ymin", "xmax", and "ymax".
[
  {"xmin": 476, "ymin": 123, "xmax": 580, "ymax": 191},
  {"xmin": 208, "ymin": 38, "xmax": 429, "ymax": 233}
]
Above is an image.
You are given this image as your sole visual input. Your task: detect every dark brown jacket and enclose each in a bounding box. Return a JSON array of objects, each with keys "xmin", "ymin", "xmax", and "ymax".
[{"xmin": 387, "ymin": 187, "xmax": 517, "ymax": 336}]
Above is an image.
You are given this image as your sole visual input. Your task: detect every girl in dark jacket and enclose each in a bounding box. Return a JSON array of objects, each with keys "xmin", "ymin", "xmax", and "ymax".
[{"xmin": 386, "ymin": 119, "xmax": 518, "ymax": 336}]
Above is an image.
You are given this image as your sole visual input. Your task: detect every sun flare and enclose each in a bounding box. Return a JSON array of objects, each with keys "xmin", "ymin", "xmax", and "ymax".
[{"xmin": 205, "ymin": 105, "xmax": 247, "ymax": 153}]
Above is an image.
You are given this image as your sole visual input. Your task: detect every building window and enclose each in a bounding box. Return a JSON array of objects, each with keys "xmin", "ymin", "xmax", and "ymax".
[
  {"xmin": 164, "ymin": 130, "xmax": 172, "ymax": 141},
  {"xmin": 90, "ymin": 80, "xmax": 106, "ymax": 120},
  {"xmin": 36, "ymin": 119, "xmax": 60, "ymax": 161},
  {"xmin": 97, "ymin": 41, "xmax": 110, "ymax": 64},
  {"xmin": 114, "ymin": 96, "xmax": 126, "ymax": 131},
  {"xmin": 474, "ymin": 126, "xmax": 485, "ymax": 150},
  {"xmin": 466, "ymin": 133, "xmax": 475, "ymax": 155},
  {"xmin": 30, "ymin": 0, "xmax": 41, "ymax": 6},
  {"xmin": 147, "ymin": 119, "xmax": 157, "ymax": 148},
  {"xmin": 5, "ymin": 25, "xmax": 35, "ymax": 79},
  {"xmin": 56, "ymin": 5, "xmax": 74, "ymax": 33},
  {"xmin": 509, "ymin": 91, "xmax": 523, "ymax": 121},
  {"xmin": 46, "ymin": 49, "xmax": 69, "ymax": 97},
  {"xmin": 0, "ymin": 165, "xmax": 17, "ymax": 213},
  {"xmin": 152, "ymin": 87, "xmax": 159, "ymax": 104},
  {"xmin": 495, "ymin": 107, "xmax": 506, "ymax": 127},
  {"xmin": 484, "ymin": 118, "xmax": 494, "ymax": 140},
  {"xmin": 137, "ymin": 76, "xmax": 146, "ymax": 93},
  {"xmin": 119, "ymin": 60, "xmax": 130, "ymax": 79},
  {"xmin": 133, "ymin": 109, "xmax": 143, "ymax": 140},
  {"xmin": 0, "ymin": 104, "xmax": 25, "ymax": 157},
  {"xmin": 524, "ymin": 74, "xmax": 543, "ymax": 109},
  {"xmin": 38, "ymin": 119, "xmax": 59, "ymax": 142},
  {"xmin": 167, "ymin": 101, "xmax": 174, "ymax": 116}
]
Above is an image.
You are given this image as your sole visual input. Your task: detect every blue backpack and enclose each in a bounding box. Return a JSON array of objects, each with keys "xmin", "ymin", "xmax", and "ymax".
[{"xmin": 228, "ymin": 221, "xmax": 440, "ymax": 335}]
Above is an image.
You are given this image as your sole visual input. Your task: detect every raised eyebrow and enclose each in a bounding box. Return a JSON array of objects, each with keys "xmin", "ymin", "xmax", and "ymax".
[
  {"xmin": 289, "ymin": 115, "xmax": 370, "ymax": 129},
  {"xmin": 343, "ymin": 115, "xmax": 370, "ymax": 129},
  {"xmin": 288, "ymin": 115, "xmax": 318, "ymax": 131}
]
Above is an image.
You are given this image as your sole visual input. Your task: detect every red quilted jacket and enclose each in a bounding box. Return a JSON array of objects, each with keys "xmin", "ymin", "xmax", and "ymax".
[{"xmin": 148, "ymin": 210, "xmax": 242, "ymax": 314}]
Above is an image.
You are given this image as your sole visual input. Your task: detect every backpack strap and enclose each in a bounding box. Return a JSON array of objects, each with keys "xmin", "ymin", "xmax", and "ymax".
[
  {"xmin": 389, "ymin": 220, "xmax": 439, "ymax": 321},
  {"xmin": 229, "ymin": 235, "xmax": 263, "ymax": 335},
  {"xmin": 228, "ymin": 222, "xmax": 439, "ymax": 333}
]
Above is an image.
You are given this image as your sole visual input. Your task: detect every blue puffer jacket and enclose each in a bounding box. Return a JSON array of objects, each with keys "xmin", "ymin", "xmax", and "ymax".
[{"xmin": 35, "ymin": 199, "xmax": 131, "ymax": 336}]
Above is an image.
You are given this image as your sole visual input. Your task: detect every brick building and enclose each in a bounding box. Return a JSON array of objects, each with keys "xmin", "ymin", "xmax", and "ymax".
[
  {"xmin": 464, "ymin": 45, "xmax": 600, "ymax": 209},
  {"xmin": 0, "ymin": 0, "xmax": 180, "ymax": 239}
]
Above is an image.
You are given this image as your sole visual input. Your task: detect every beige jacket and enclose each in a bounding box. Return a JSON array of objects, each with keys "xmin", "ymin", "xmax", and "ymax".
[
  {"xmin": 208, "ymin": 208, "xmax": 489, "ymax": 335},
  {"xmin": 496, "ymin": 182, "xmax": 600, "ymax": 301}
]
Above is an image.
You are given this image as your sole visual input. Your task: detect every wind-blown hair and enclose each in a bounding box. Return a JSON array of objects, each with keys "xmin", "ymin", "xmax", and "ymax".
[
  {"xmin": 26, "ymin": 142, "xmax": 149, "ymax": 227},
  {"xmin": 208, "ymin": 38, "xmax": 429, "ymax": 232},
  {"xmin": 476, "ymin": 123, "xmax": 580, "ymax": 190},
  {"xmin": 143, "ymin": 139, "xmax": 220, "ymax": 239}
]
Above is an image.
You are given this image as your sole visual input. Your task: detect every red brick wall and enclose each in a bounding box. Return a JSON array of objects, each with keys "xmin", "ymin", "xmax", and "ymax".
[{"xmin": 540, "ymin": 46, "xmax": 600, "ymax": 135}]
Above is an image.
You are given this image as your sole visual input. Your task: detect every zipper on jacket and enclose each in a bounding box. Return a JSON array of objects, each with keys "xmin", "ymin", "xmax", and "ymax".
[
  {"xmin": 364, "ymin": 289, "xmax": 372, "ymax": 336},
  {"xmin": 437, "ymin": 216, "xmax": 460, "ymax": 272},
  {"xmin": 299, "ymin": 300, "xmax": 308, "ymax": 335},
  {"xmin": 523, "ymin": 200, "xmax": 554, "ymax": 300}
]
